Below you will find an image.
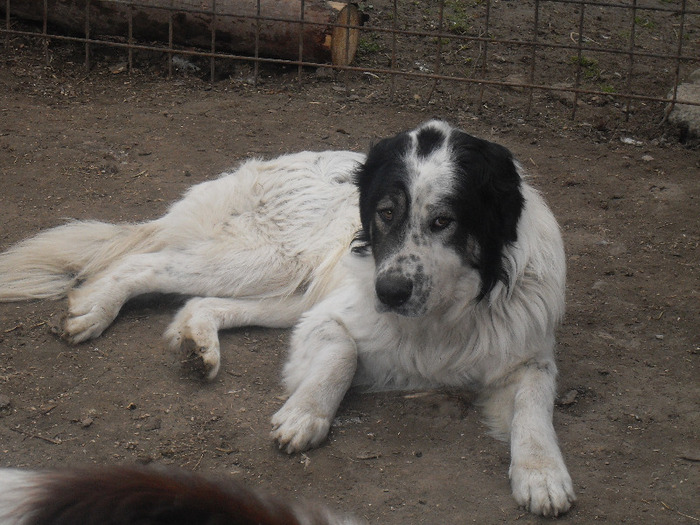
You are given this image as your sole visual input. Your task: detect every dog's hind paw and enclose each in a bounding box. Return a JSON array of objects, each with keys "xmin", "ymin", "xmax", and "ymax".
[
  {"xmin": 270, "ymin": 404, "xmax": 332, "ymax": 454},
  {"xmin": 180, "ymin": 337, "xmax": 221, "ymax": 381},
  {"xmin": 164, "ymin": 310, "xmax": 221, "ymax": 381},
  {"xmin": 64, "ymin": 307, "xmax": 114, "ymax": 343},
  {"xmin": 65, "ymin": 288, "xmax": 121, "ymax": 343},
  {"xmin": 510, "ymin": 461, "xmax": 576, "ymax": 517}
]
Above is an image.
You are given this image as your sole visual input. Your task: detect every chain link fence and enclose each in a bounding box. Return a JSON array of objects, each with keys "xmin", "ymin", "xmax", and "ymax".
[{"xmin": 3, "ymin": 0, "xmax": 699, "ymax": 126}]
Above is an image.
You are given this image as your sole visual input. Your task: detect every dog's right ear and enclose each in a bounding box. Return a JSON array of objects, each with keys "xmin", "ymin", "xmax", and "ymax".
[
  {"xmin": 448, "ymin": 130, "xmax": 525, "ymax": 299},
  {"xmin": 353, "ymin": 132, "xmax": 412, "ymax": 254}
]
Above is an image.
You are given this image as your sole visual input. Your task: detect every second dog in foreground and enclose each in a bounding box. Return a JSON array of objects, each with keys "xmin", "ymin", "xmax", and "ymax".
[
  {"xmin": 0, "ymin": 466, "xmax": 361, "ymax": 525},
  {"xmin": 0, "ymin": 120, "xmax": 575, "ymax": 515}
]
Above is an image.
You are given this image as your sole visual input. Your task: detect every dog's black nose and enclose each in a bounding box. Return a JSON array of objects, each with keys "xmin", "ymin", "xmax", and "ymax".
[{"xmin": 376, "ymin": 274, "xmax": 413, "ymax": 307}]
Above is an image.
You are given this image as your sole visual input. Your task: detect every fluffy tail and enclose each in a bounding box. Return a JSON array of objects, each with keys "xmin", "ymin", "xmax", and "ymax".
[
  {"xmin": 0, "ymin": 220, "xmax": 159, "ymax": 301},
  {"xmin": 0, "ymin": 466, "xmax": 361, "ymax": 525}
]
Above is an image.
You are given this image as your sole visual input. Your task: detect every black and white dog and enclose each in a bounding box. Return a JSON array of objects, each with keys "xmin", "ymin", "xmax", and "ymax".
[{"xmin": 0, "ymin": 121, "xmax": 575, "ymax": 515}]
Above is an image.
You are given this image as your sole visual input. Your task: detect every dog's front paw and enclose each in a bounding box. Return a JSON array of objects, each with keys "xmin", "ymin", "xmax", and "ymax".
[
  {"xmin": 164, "ymin": 304, "xmax": 221, "ymax": 381},
  {"xmin": 270, "ymin": 403, "xmax": 331, "ymax": 454},
  {"xmin": 510, "ymin": 460, "xmax": 576, "ymax": 517}
]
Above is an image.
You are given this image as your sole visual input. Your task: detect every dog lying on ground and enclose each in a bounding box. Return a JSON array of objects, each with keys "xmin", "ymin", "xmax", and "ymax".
[
  {"xmin": 0, "ymin": 120, "xmax": 575, "ymax": 515},
  {"xmin": 0, "ymin": 466, "xmax": 361, "ymax": 525}
]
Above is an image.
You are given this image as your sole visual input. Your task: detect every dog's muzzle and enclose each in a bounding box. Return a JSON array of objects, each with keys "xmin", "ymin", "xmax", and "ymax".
[{"xmin": 375, "ymin": 273, "xmax": 413, "ymax": 308}]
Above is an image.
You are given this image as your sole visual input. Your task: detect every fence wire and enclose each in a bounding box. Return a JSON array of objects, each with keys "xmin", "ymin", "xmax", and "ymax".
[{"xmin": 2, "ymin": 0, "xmax": 699, "ymax": 122}]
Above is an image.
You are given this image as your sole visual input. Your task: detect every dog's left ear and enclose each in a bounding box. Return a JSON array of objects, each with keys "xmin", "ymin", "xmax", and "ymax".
[{"xmin": 449, "ymin": 131, "xmax": 525, "ymax": 298}]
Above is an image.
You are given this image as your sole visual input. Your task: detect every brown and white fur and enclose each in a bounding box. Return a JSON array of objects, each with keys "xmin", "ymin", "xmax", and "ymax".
[{"xmin": 0, "ymin": 466, "xmax": 361, "ymax": 525}]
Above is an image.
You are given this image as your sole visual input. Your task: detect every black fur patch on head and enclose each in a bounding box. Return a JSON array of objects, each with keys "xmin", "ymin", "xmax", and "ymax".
[
  {"xmin": 354, "ymin": 122, "xmax": 524, "ymax": 302},
  {"xmin": 415, "ymin": 126, "xmax": 446, "ymax": 158},
  {"xmin": 354, "ymin": 131, "xmax": 412, "ymax": 253},
  {"xmin": 447, "ymin": 130, "xmax": 524, "ymax": 299}
]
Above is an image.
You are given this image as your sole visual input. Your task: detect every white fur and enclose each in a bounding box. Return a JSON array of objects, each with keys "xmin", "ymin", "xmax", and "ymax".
[
  {"xmin": 0, "ymin": 469, "xmax": 38, "ymax": 525},
  {"xmin": 0, "ymin": 468, "xmax": 362, "ymax": 525},
  {"xmin": 0, "ymin": 123, "xmax": 574, "ymax": 516},
  {"xmin": 272, "ymin": 133, "xmax": 574, "ymax": 516}
]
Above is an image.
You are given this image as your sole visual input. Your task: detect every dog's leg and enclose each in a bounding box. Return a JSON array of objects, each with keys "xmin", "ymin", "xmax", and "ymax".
[
  {"xmin": 270, "ymin": 317, "xmax": 357, "ymax": 453},
  {"xmin": 164, "ymin": 296, "xmax": 309, "ymax": 380},
  {"xmin": 65, "ymin": 251, "xmax": 233, "ymax": 344},
  {"xmin": 484, "ymin": 361, "xmax": 575, "ymax": 516}
]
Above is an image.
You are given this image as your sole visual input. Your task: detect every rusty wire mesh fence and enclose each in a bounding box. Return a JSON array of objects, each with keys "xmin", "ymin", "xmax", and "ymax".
[{"xmin": 2, "ymin": 0, "xmax": 699, "ymax": 125}]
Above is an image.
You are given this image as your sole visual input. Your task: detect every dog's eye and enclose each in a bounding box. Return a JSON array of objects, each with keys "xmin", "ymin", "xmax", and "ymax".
[
  {"xmin": 432, "ymin": 216, "xmax": 453, "ymax": 231},
  {"xmin": 378, "ymin": 208, "xmax": 394, "ymax": 223}
]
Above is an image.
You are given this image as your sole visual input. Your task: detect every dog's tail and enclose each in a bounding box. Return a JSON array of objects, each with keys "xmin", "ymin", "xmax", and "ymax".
[
  {"xmin": 0, "ymin": 220, "xmax": 159, "ymax": 301},
  {"xmin": 0, "ymin": 466, "xmax": 361, "ymax": 525}
]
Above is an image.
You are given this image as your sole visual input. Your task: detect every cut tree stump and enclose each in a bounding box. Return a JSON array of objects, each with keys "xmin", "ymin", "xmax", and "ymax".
[{"xmin": 4, "ymin": 0, "xmax": 361, "ymax": 65}]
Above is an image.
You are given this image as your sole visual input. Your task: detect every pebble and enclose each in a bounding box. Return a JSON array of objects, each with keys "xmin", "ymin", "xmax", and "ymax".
[
  {"xmin": 559, "ymin": 389, "xmax": 579, "ymax": 406},
  {"xmin": 621, "ymin": 137, "xmax": 643, "ymax": 147}
]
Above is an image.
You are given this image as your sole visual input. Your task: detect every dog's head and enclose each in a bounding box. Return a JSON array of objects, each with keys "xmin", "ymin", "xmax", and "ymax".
[{"xmin": 354, "ymin": 120, "xmax": 524, "ymax": 316}]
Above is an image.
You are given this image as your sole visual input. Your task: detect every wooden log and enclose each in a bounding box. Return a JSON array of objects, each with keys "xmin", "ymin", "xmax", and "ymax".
[{"xmin": 3, "ymin": 0, "xmax": 361, "ymax": 65}]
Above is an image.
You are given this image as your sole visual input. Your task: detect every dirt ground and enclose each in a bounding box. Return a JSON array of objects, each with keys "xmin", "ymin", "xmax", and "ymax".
[{"xmin": 1, "ymin": 28, "xmax": 699, "ymax": 524}]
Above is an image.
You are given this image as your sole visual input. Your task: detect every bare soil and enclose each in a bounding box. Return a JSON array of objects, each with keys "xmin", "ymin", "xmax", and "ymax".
[{"xmin": 1, "ymin": 23, "xmax": 698, "ymax": 525}]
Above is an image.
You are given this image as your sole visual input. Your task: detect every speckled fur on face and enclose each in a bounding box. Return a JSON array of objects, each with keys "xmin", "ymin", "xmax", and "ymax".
[{"xmin": 364, "ymin": 121, "xmax": 470, "ymax": 316}]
